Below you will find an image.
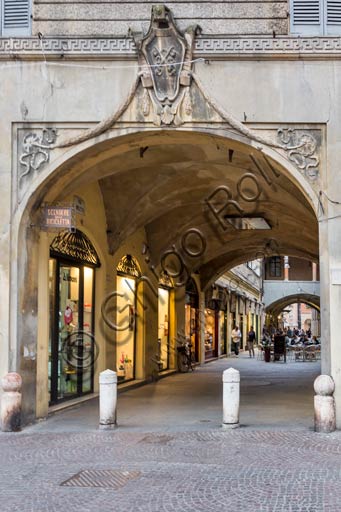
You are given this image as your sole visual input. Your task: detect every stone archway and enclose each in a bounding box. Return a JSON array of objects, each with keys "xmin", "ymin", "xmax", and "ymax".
[
  {"xmin": 266, "ymin": 293, "xmax": 320, "ymax": 317},
  {"xmin": 12, "ymin": 126, "xmax": 322, "ymax": 423}
]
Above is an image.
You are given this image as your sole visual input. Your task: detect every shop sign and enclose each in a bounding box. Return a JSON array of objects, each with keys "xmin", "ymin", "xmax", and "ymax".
[{"xmin": 42, "ymin": 206, "xmax": 75, "ymax": 230}]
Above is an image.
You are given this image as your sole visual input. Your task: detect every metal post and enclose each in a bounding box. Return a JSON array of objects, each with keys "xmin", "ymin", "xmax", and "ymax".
[{"xmin": 99, "ymin": 369, "xmax": 117, "ymax": 430}]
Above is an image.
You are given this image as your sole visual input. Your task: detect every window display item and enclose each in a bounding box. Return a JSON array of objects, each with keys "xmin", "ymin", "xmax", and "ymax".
[{"xmin": 64, "ymin": 306, "xmax": 73, "ymax": 325}]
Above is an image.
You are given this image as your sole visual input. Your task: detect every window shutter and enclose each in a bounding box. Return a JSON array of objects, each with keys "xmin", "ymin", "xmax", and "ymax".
[
  {"xmin": 326, "ymin": 0, "xmax": 341, "ymax": 33},
  {"xmin": 2, "ymin": 0, "xmax": 31, "ymax": 36},
  {"xmin": 290, "ymin": 0, "xmax": 323, "ymax": 34}
]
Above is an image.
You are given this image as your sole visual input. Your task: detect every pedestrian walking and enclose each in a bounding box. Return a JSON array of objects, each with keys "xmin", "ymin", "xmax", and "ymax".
[
  {"xmin": 231, "ymin": 325, "xmax": 241, "ymax": 356},
  {"xmin": 247, "ymin": 326, "xmax": 256, "ymax": 358}
]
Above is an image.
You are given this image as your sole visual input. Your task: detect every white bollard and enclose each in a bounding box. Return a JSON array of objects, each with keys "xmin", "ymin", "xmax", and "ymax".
[
  {"xmin": 99, "ymin": 369, "xmax": 117, "ymax": 430},
  {"xmin": 1, "ymin": 373, "xmax": 22, "ymax": 432},
  {"xmin": 222, "ymin": 368, "xmax": 240, "ymax": 429},
  {"xmin": 314, "ymin": 374, "xmax": 336, "ymax": 433}
]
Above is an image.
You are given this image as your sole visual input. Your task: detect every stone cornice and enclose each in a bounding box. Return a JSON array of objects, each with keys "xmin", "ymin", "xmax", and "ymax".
[{"xmin": 2, "ymin": 36, "xmax": 341, "ymax": 60}]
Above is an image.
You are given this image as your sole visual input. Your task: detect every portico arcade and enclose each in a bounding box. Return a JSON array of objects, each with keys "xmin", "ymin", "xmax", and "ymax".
[{"xmin": 10, "ymin": 126, "xmax": 325, "ymax": 424}]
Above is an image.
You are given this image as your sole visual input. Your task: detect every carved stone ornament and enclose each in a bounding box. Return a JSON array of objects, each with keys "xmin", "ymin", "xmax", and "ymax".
[
  {"xmin": 19, "ymin": 128, "xmax": 57, "ymax": 185},
  {"xmin": 277, "ymin": 128, "xmax": 320, "ymax": 181},
  {"xmin": 135, "ymin": 5, "xmax": 200, "ymax": 126}
]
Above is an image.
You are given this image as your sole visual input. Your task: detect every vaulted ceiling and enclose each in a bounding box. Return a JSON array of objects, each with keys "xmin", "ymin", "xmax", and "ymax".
[{"xmin": 47, "ymin": 130, "xmax": 319, "ymax": 289}]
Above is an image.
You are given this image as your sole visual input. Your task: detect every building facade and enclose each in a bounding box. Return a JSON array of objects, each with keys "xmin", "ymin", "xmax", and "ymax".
[
  {"xmin": 263, "ymin": 256, "xmax": 320, "ymax": 333},
  {"xmin": 1, "ymin": 0, "xmax": 341, "ymax": 427}
]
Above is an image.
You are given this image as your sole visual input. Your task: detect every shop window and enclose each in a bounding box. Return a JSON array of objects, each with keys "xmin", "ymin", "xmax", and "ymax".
[
  {"xmin": 290, "ymin": 0, "xmax": 341, "ymax": 35},
  {"xmin": 48, "ymin": 230, "xmax": 100, "ymax": 405},
  {"xmin": 219, "ymin": 311, "xmax": 227, "ymax": 355},
  {"xmin": 204, "ymin": 308, "xmax": 217, "ymax": 359},
  {"xmin": 1, "ymin": 0, "xmax": 31, "ymax": 36},
  {"xmin": 185, "ymin": 278, "xmax": 199, "ymax": 362},
  {"xmin": 116, "ymin": 254, "xmax": 141, "ymax": 382},
  {"xmin": 158, "ymin": 283, "xmax": 170, "ymax": 371}
]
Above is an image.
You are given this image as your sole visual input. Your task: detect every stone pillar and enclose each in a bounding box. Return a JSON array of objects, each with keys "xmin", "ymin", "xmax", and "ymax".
[
  {"xmin": 284, "ymin": 256, "xmax": 290, "ymax": 281},
  {"xmin": 99, "ymin": 369, "xmax": 117, "ymax": 430},
  {"xmin": 1, "ymin": 373, "xmax": 22, "ymax": 432},
  {"xmin": 222, "ymin": 368, "xmax": 240, "ymax": 429},
  {"xmin": 312, "ymin": 262, "xmax": 317, "ymax": 282},
  {"xmin": 311, "ymin": 308, "xmax": 320, "ymax": 337},
  {"xmin": 226, "ymin": 294, "xmax": 231, "ymax": 356},
  {"xmin": 314, "ymin": 375, "xmax": 336, "ymax": 433},
  {"xmin": 319, "ymin": 216, "xmax": 341, "ymax": 428},
  {"xmin": 199, "ymin": 290, "xmax": 206, "ymax": 364}
]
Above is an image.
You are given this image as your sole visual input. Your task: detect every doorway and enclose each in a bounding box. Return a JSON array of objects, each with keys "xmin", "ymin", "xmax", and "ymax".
[{"xmin": 48, "ymin": 230, "xmax": 100, "ymax": 405}]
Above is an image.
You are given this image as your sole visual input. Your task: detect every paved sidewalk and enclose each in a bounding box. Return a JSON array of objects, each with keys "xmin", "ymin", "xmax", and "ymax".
[
  {"xmin": 26, "ymin": 353, "xmax": 320, "ymax": 433},
  {"xmin": 1, "ymin": 356, "xmax": 340, "ymax": 512}
]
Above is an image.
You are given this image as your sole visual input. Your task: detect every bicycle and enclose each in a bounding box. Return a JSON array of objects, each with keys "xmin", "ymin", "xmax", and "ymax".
[{"xmin": 177, "ymin": 340, "xmax": 195, "ymax": 372}]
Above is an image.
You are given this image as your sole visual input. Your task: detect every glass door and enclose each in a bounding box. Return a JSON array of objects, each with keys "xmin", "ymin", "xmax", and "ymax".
[
  {"xmin": 82, "ymin": 267, "xmax": 94, "ymax": 393},
  {"xmin": 49, "ymin": 261, "xmax": 95, "ymax": 405},
  {"xmin": 116, "ymin": 275, "xmax": 136, "ymax": 382}
]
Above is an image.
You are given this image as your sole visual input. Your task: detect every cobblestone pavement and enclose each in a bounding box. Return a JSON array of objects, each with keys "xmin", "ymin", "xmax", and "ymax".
[
  {"xmin": 1, "ymin": 357, "xmax": 339, "ymax": 511},
  {"xmin": 0, "ymin": 428, "xmax": 340, "ymax": 511}
]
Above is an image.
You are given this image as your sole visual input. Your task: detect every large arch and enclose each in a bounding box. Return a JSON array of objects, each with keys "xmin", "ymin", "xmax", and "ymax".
[
  {"xmin": 266, "ymin": 293, "xmax": 320, "ymax": 317},
  {"xmin": 11, "ymin": 127, "xmax": 321, "ymax": 423}
]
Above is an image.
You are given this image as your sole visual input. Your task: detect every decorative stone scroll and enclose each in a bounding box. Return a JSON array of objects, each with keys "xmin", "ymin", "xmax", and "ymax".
[
  {"xmin": 19, "ymin": 128, "xmax": 57, "ymax": 185},
  {"xmin": 277, "ymin": 128, "xmax": 320, "ymax": 181}
]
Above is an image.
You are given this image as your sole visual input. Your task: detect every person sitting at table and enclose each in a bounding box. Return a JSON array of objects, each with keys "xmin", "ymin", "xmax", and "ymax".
[{"xmin": 303, "ymin": 335, "xmax": 311, "ymax": 346}]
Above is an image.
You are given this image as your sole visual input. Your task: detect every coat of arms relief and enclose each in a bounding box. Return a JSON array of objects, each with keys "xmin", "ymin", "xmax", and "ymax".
[{"xmin": 135, "ymin": 4, "xmax": 197, "ymax": 126}]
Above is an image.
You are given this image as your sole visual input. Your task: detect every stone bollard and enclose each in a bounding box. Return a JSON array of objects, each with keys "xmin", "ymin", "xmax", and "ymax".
[
  {"xmin": 99, "ymin": 369, "xmax": 117, "ymax": 430},
  {"xmin": 1, "ymin": 373, "xmax": 22, "ymax": 432},
  {"xmin": 314, "ymin": 375, "xmax": 336, "ymax": 433},
  {"xmin": 222, "ymin": 368, "xmax": 240, "ymax": 429}
]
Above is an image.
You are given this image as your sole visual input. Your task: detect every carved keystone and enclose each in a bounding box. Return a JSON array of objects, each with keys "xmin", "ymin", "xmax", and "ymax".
[{"xmin": 314, "ymin": 375, "xmax": 336, "ymax": 433}]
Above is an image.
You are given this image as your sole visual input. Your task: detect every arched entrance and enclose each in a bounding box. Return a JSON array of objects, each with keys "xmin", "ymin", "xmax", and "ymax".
[
  {"xmin": 12, "ymin": 128, "xmax": 322, "ymax": 424},
  {"xmin": 266, "ymin": 293, "xmax": 320, "ymax": 337}
]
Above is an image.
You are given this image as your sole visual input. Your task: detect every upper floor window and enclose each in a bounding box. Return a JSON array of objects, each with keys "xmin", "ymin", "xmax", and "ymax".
[
  {"xmin": 1, "ymin": 0, "xmax": 31, "ymax": 36},
  {"xmin": 291, "ymin": 0, "xmax": 341, "ymax": 35},
  {"xmin": 269, "ymin": 256, "xmax": 282, "ymax": 278}
]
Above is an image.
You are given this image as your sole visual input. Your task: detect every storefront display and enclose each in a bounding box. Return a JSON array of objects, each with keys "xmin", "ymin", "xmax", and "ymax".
[
  {"xmin": 48, "ymin": 230, "xmax": 100, "ymax": 405},
  {"xmin": 204, "ymin": 308, "xmax": 217, "ymax": 359},
  {"xmin": 219, "ymin": 310, "xmax": 227, "ymax": 355},
  {"xmin": 116, "ymin": 255, "xmax": 141, "ymax": 382},
  {"xmin": 158, "ymin": 287, "xmax": 170, "ymax": 371},
  {"xmin": 185, "ymin": 278, "xmax": 199, "ymax": 362}
]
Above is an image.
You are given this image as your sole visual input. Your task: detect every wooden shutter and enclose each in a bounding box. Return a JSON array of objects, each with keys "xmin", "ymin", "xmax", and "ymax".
[
  {"xmin": 2, "ymin": 0, "xmax": 30, "ymax": 36},
  {"xmin": 326, "ymin": 0, "xmax": 341, "ymax": 33},
  {"xmin": 290, "ymin": 0, "xmax": 323, "ymax": 34}
]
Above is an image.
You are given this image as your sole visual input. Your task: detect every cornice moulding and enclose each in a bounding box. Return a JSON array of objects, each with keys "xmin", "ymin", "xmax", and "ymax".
[{"xmin": 2, "ymin": 36, "xmax": 341, "ymax": 60}]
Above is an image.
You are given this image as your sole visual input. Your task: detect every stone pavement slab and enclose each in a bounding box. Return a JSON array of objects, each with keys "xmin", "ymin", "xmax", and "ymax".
[
  {"xmin": 25, "ymin": 354, "xmax": 321, "ymax": 433},
  {"xmin": 1, "ymin": 355, "xmax": 338, "ymax": 511},
  {"xmin": 0, "ymin": 428, "xmax": 340, "ymax": 511}
]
